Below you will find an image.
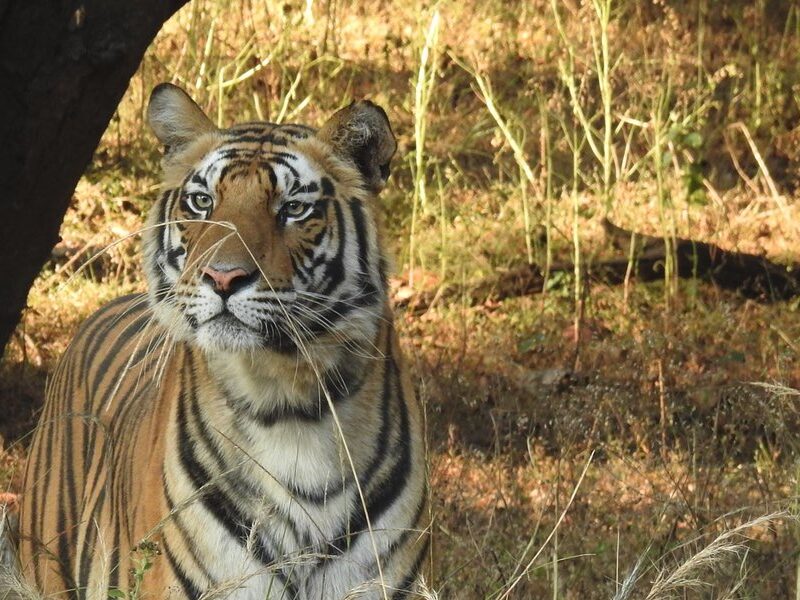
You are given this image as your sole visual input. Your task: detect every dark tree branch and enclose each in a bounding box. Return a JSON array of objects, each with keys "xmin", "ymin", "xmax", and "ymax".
[
  {"xmin": 598, "ymin": 219, "xmax": 800, "ymax": 299},
  {"xmin": 396, "ymin": 220, "xmax": 800, "ymax": 314}
]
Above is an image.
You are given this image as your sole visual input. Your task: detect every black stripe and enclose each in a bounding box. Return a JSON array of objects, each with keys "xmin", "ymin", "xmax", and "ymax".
[
  {"xmin": 90, "ymin": 313, "xmax": 155, "ymax": 474},
  {"xmin": 378, "ymin": 489, "xmax": 429, "ymax": 565},
  {"xmin": 248, "ymin": 356, "xmax": 364, "ymax": 432},
  {"xmin": 166, "ymin": 246, "xmax": 186, "ymax": 270},
  {"xmin": 62, "ymin": 352, "xmax": 81, "ymax": 537},
  {"xmin": 217, "ymin": 161, "xmax": 244, "ymax": 183},
  {"xmin": 309, "ymin": 298, "xmax": 359, "ymax": 335},
  {"xmin": 107, "ymin": 339, "xmax": 162, "ymax": 434},
  {"xmin": 279, "ymin": 125, "xmax": 313, "ymax": 138},
  {"xmin": 347, "ymin": 199, "xmax": 381, "ymax": 310},
  {"xmin": 78, "ymin": 485, "xmax": 105, "ymax": 591},
  {"xmin": 56, "ymin": 439, "xmax": 75, "ymax": 592},
  {"xmin": 88, "ymin": 313, "xmax": 151, "ymax": 399},
  {"xmin": 174, "ymin": 368, "xmax": 288, "ymax": 584},
  {"xmin": 224, "ymin": 123, "xmax": 312, "ymax": 138},
  {"xmin": 162, "ymin": 474, "xmax": 215, "ymax": 585},
  {"xmin": 163, "ymin": 538, "xmax": 203, "ymax": 600},
  {"xmin": 218, "ymin": 134, "xmax": 294, "ymax": 148},
  {"xmin": 291, "ymin": 181, "xmax": 319, "ymax": 195},
  {"xmin": 358, "ymin": 332, "xmax": 395, "ymax": 486},
  {"xmin": 84, "ymin": 437, "xmax": 109, "ymax": 519},
  {"xmin": 341, "ymin": 344, "xmax": 412, "ymax": 550},
  {"xmin": 265, "ymin": 155, "xmax": 300, "ymax": 176},
  {"xmin": 154, "ymin": 192, "xmax": 175, "ymax": 300},
  {"xmin": 79, "ymin": 296, "xmax": 146, "ymax": 393},
  {"xmin": 265, "ymin": 151, "xmax": 299, "ymax": 161},
  {"xmin": 266, "ymin": 163, "xmax": 278, "ymax": 188},
  {"xmin": 319, "ymin": 202, "xmax": 347, "ymax": 296},
  {"xmin": 108, "ymin": 525, "xmax": 120, "ymax": 591},
  {"xmin": 320, "ymin": 177, "xmax": 335, "ymax": 197},
  {"xmin": 187, "ymin": 372, "xmax": 227, "ymax": 472},
  {"xmin": 309, "ymin": 211, "xmax": 330, "ymax": 247},
  {"xmin": 184, "ymin": 360, "xmax": 296, "ymax": 547},
  {"xmin": 156, "ymin": 190, "xmax": 171, "ymax": 260},
  {"xmin": 26, "ymin": 396, "xmax": 46, "ymax": 582},
  {"xmin": 224, "ymin": 124, "xmax": 274, "ymax": 136},
  {"xmin": 74, "ymin": 295, "xmax": 141, "ymax": 350},
  {"xmin": 322, "ymin": 330, "xmax": 394, "ymax": 556},
  {"xmin": 289, "ymin": 255, "xmax": 309, "ymax": 284},
  {"xmin": 348, "ymin": 198, "xmax": 377, "ymax": 298},
  {"xmin": 51, "ymin": 352, "xmax": 78, "ymax": 591},
  {"xmin": 215, "ymin": 148, "xmax": 256, "ymax": 161},
  {"xmin": 392, "ymin": 536, "xmax": 431, "ymax": 599},
  {"xmin": 38, "ymin": 400, "xmax": 57, "ymax": 549},
  {"xmin": 84, "ymin": 300, "xmax": 149, "ymax": 383}
]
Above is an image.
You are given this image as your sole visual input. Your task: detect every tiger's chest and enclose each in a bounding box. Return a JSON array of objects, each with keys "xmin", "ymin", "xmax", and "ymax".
[{"xmin": 158, "ymin": 361, "xmax": 365, "ymax": 589}]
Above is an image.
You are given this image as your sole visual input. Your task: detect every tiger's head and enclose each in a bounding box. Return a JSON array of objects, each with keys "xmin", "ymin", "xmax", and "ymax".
[{"xmin": 143, "ymin": 83, "xmax": 396, "ymax": 356}]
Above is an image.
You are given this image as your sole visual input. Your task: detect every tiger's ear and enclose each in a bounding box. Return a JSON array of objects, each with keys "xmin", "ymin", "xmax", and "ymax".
[
  {"xmin": 317, "ymin": 100, "xmax": 397, "ymax": 193},
  {"xmin": 147, "ymin": 83, "xmax": 217, "ymax": 152}
]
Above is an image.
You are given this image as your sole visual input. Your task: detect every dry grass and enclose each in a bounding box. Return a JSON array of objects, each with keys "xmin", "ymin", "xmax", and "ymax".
[{"xmin": 1, "ymin": 0, "xmax": 800, "ymax": 597}]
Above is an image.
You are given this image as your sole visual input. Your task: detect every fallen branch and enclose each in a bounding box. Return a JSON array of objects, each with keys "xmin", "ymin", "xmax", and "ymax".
[{"xmin": 395, "ymin": 220, "xmax": 800, "ymax": 313}]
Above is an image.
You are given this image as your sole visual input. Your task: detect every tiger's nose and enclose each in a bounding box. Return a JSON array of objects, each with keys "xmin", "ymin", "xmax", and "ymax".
[{"xmin": 200, "ymin": 266, "xmax": 253, "ymax": 296}]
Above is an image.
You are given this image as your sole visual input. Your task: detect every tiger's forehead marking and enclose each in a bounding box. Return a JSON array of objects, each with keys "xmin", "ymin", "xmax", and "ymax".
[{"xmin": 189, "ymin": 142, "xmax": 325, "ymax": 198}]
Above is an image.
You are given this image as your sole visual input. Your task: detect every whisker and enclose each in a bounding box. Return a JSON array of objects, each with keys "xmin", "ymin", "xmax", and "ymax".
[
  {"xmin": 285, "ymin": 304, "xmax": 385, "ymax": 361},
  {"xmin": 58, "ymin": 218, "xmax": 236, "ymax": 291},
  {"xmin": 294, "ymin": 288, "xmax": 391, "ymax": 322}
]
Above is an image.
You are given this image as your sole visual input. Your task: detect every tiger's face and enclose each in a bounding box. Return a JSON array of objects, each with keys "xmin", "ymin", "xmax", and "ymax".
[{"xmin": 143, "ymin": 84, "xmax": 396, "ymax": 355}]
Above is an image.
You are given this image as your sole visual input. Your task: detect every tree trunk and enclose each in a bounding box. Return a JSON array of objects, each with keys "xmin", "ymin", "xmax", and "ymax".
[{"xmin": 0, "ymin": 0, "xmax": 187, "ymax": 356}]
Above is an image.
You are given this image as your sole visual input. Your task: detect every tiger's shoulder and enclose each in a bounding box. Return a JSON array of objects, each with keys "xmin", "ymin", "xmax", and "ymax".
[{"xmin": 51, "ymin": 293, "xmax": 169, "ymax": 416}]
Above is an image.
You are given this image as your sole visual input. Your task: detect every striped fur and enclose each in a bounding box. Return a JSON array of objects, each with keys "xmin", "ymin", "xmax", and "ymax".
[{"xmin": 19, "ymin": 84, "xmax": 429, "ymax": 599}]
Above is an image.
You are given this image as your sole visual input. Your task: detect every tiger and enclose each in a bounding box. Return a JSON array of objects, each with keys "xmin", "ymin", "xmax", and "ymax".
[{"xmin": 18, "ymin": 83, "xmax": 430, "ymax": 600}]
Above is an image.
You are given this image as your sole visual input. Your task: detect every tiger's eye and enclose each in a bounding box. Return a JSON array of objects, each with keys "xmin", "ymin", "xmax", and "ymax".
[
  {"xmin": 283, "ymin": 201, "xmax": 307, "ymax": 218},
  {"xmin": 284, "ymin": 201, "xmax": 303, "ymax": 215},
  {"xmin": 186, "ymin": 193, "xmax": 213, "ymax": 214}
]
